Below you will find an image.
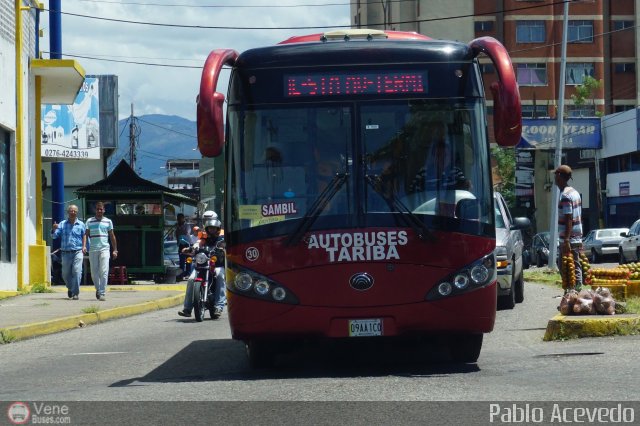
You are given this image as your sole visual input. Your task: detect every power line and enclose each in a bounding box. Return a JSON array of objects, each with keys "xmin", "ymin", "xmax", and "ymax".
[
  {"xmin": 136, "ymin": 117, "xmax": 197, "ymax": 139},
  {"xmin": 43, "ymin": 0, "xmax": 569, "ymax": 31},
  {"xmin": 74, "ymin": 0, "xmax": 383, "ymax": 8}
]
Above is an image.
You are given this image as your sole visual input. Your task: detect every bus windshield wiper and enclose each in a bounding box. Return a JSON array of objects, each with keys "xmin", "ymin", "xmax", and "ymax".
[
  {"xmin": 286, "ymin": 172, "xmax": 348, "ymax": 246},
  {"xmin": 365, "ymin": 174, "xmax": 437, "ymax": 242}
]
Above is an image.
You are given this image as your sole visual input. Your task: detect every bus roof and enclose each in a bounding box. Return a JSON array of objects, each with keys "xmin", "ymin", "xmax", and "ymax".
[
  {"xmin": 236, "ymin": 38, "xmax": 474, "ymax": 69},
  {"xmin": 278, "ymin": 29, "xmax": 431, "ymax": 44}
]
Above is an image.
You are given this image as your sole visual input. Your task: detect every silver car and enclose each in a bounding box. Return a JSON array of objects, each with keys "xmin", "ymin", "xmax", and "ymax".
[
  {"xmin": 619, "ymin": 219, "xmax": 640, "ymax": 264},
  {"xmin": 494, "ymin": 192, "xmax": 531, "ymax": 310},
  {"xmin": 582, "ymin": 228, "xmax": 628, "ymax": 263}
]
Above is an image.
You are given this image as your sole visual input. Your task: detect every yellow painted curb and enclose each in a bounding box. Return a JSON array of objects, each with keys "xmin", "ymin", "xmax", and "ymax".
[
  {"xmin": 544, "ymin": 313, "xmax": 640, "ymax": 341},
  {"xmin": 0, "ymin": 294, "xmax": 184, "ymax": 344},
  {"xmin": 1, "ymin": 313, "xmax": 99, "ymax": 342},
  {"xmin": 0, "ymin": 291, "xmax": 21, "ymax": 300},
  {"xmin": 48, "ymin": 284, "xmax": 187, "ymax": 293}
]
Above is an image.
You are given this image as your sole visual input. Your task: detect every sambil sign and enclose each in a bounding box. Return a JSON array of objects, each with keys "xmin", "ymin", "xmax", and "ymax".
[
  {"xmin": 517, "ymin": 118, "xmax": 601, "ymax": 150},
  {"xmin": 41, "ymin": 77, "xmax": 100, "ymax": 160}
]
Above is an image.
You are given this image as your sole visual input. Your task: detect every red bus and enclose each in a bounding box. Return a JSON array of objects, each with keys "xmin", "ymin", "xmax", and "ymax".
[{"xmin": 197, "ymin": 29, "xmax": 521, "ymax": 367}]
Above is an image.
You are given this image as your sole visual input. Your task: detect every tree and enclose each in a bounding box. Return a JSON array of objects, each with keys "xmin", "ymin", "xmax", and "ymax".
[
  {"xmin": 570, "ymin": 76, "xmax": 603, "ymax": 117},
  {"xmin": 491, "ymin": 146, "xmax": 516, "ymax": 208}
]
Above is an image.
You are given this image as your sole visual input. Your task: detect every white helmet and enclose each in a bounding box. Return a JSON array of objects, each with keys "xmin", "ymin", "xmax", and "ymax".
[{"xmin": 202, "ymin": 210, "xmax": 218, "ymax": 220}]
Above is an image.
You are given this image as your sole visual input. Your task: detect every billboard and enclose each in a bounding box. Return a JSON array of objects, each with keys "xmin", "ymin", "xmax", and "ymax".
[
  {"xmin": 517, "ymin": 118, "xmax": 601, "ymax": 150},
  {"xmin": 41, "ymin": 77, "xmax": 100, "ymax": 160}
]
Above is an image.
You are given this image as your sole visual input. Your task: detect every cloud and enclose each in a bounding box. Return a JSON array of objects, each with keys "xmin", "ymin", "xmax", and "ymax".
[{"xmin": 40, "ymin": 0, "xmax": 350, "ymax": 120}]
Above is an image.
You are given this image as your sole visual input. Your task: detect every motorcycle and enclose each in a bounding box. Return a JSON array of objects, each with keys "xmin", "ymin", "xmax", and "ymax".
[{"xmin": 187, "ymin": 239, "xmax": 225, "ymax": 322}]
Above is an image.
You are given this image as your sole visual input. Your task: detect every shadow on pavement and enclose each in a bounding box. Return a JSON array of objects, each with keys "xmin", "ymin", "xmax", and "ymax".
[{"xmin": 110, "ymin": 337, "xmax": 480, "ymax": 386}]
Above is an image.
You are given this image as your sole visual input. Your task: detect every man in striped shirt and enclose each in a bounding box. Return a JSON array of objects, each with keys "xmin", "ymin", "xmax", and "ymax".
[
  {"xmin": 83, "ymin": 202, "xmax": 118, "ymax": 301},
  {"xmin": 555, "ymin": 165, "xmax": 583, "ymax": 291}
]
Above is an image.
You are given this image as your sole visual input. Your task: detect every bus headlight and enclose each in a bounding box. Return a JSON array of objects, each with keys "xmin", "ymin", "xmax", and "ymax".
[
  {"xmin": 226, "ymin": 262, "xmax": 299, "ymax": 304},
  {"xmin": 254, "ymin": 280, "xmax": 270, "ymax": 295},
  {"xmin": 453, "ymin": 274, "xmax": 469, "ymax": 290},
  {"xmin": 470, "ymin": 264, "xmax": 489, "ymax": 284},
  {"xmin": 272, "ymin": 287, "xmax": 287, "ymax": 301},
  {"xmin": 234, "ymin": 273, "xmax": 253, "ymax": 291},
  {"xmin": 438, "ymin": 282, "xmax": 453, "ymax": 296},
  {"xmin": 426, "ymin": 253, "xmax": 496, "ymax": 300}
]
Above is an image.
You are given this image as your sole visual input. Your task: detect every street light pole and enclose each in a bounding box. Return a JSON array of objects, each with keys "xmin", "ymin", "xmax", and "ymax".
[{"xmin": 548, "ymin": 0, "xmax": 570, "ymax": 271}]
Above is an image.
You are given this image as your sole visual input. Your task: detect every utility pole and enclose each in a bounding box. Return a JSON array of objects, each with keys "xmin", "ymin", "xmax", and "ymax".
[
  {"xmin": 50, "ymin": 0, "xmax": 64, "ymax": 250},
  {"xmin": 548, "ymin": 0, "xmax": 570, "ymax": 272},
  {"xmin": 129, "ymin": 103, "xmax": 136, "ymax": 169}
]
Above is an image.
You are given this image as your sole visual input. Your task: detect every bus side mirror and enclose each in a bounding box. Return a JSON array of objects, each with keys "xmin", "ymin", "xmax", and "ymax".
[
  {"xmin": 197, "ymin": 49, "xmax": 239, "ymax": 158},
  {"xmin": 469, "ymin": 37, "xmax": 522, "ymax": 147}
]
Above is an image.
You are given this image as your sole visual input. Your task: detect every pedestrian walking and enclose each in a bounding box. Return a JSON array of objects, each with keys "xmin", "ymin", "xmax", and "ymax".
[
  {"xmin": 51, "ymin": 204, "xmax": 86, "ymax": 300},
  {"xmin": 83, "ymin": 202, "xmax": 118, "ymax": 301},
  {"xmin": 554, "ymin": 165, "xmax": 583, "ymax": 291}
]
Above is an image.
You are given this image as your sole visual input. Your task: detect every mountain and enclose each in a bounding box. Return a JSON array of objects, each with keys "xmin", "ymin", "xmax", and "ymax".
[{"xmin": 109, "ymin": 114, "xmax": 201, "ymax": 184}]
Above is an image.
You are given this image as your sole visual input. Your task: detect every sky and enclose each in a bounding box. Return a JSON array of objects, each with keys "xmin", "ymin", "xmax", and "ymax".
[{"xmin": 40, "ymin": 0, "xmax": 352, "ymax": 121}]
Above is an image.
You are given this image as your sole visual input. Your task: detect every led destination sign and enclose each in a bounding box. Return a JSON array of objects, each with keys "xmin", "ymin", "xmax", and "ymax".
[{"xmin": 285, "ymin": 71, "xmax": 427, "ymax": 97}]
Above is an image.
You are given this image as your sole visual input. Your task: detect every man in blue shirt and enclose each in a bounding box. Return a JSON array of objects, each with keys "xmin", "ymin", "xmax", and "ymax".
[{"xmin": 51, "ymin": 204, "xmax": 86, "ymax": 299}]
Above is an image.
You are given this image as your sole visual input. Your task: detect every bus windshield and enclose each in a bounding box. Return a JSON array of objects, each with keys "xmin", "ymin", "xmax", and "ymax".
[{"xmin": 228, "ymin": 98, "xmax": 492, "ymax": 235}]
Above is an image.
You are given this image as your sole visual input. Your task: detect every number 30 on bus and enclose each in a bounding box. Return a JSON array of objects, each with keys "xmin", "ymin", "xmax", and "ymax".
[{"xmin": 196, "ymin": 29, "xmax": 521, "ymax": 368}]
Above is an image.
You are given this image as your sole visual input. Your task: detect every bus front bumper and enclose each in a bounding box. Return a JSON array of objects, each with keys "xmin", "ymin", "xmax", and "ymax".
[{"xmin": 226, "ymin": 282, "xmax": 497, "ymax": 341}]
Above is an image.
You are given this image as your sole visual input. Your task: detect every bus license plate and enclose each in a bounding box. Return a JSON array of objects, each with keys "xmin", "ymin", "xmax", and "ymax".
[{"xmin": 348, "ymin": 319, "xmax": 383, "ymax": 337}]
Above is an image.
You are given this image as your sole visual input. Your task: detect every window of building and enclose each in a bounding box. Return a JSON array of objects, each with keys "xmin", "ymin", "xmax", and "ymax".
[
  {"xmin": 615, "ymin": 63, "xmax": 635, "ymax": 73},
  {"xmin": 474, "ymin": 21, "xmax": 494, "ymax": 32},
  {"xmin": 0, "ymin": 128, "xmax": 10, "ymax": 262},
  {"xmin": 568, "ymin": 20, "xmax": 593, "ymax": 43},
  {"xmin": 614, "ymin": 105, "xmax": 635, "ymax": 113},
  {"xmin": 521, "ymin": 105, "xmax": 548, "ymax": 118},
  {"xmin": 480, "ymin": 63, "xmax": 495, "ymax": 74},
  {"xmin": 566, "ymin": 63, "xmax": 595, "ymax": 85},
  {"xmin": 566, "ymin": 104, "xmax": 596, "ymax": 117},
  {"xmin": 613, "ymin": 20, "xmax": 634, "ymax": 31},
  {"xmin": 517, "ymin": 63, "xmax": 547, "ymax": 85},
  {"xmin": 631, "ymin": 151, "xmax": 640, "ymax": 171},
  {"xmin": 516, "ymin": 20, "xmax": 545, "ymax": 43}
]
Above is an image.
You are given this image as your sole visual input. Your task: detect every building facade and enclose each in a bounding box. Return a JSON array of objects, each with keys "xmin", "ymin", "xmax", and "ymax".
[
  {"xmin": 0, "ymin": 1, "xmax": 83, "ymax": 291},
  {"xmin": 352, "ymin": 0, "xmax": 640, "ymax": 233}
]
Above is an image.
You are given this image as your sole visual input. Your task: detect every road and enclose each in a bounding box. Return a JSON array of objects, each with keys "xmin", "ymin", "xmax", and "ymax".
[{"xmin": 1, "ymin": 282, "xmax": 638, "ymax": 404}]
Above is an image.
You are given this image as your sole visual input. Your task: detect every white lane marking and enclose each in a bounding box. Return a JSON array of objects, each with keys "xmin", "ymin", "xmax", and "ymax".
[{"xmin": 70, "ymin": 352, "xmax": 129, "ymax": 356}]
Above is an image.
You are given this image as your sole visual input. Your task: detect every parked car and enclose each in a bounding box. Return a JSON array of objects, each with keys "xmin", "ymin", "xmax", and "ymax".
[
  {"xmin": 494, "ymin": 192, "xmax": 531, "ymax": 309},
  {"xmin": 163, "ymin": 240, "xmax": 180, "ymax": 267},
  {"xmin": 530, "ymin": 231, "xmax": 551, "ymax": 267},
  {"xmin": 619, "ymin": 219, "xmax": 640, "ymax": 264},
  {"xmin": 582, "ymin": 228, "xmax": 628, "ymax": 263}
]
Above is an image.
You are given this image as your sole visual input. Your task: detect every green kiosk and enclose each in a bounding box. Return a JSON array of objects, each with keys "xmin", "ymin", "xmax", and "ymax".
[{"xmin": 77, "ymin": 160, "xmax": 197, "ymax": 283}]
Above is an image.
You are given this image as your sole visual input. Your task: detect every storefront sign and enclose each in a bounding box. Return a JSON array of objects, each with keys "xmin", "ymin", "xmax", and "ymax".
[{"xmin": 517, "ymin": 118, "xmax": 601, "ymax": 150}]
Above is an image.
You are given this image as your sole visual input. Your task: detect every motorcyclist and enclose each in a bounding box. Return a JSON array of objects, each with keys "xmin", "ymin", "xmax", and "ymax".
[{"xmin": 177, "ymin": 212, "xmax": 226, "ymax": 319}]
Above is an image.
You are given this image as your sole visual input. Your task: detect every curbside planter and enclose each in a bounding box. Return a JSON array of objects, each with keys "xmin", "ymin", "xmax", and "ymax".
[{"xmin": 544, "ymin": 313, "xmax": 640, "ymax": 341}]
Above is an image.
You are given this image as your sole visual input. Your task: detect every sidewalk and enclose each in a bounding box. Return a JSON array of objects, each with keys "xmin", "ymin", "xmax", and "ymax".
[{"xmin": 0, "ymin": 284, "xmax": 185, "ymax": 343}]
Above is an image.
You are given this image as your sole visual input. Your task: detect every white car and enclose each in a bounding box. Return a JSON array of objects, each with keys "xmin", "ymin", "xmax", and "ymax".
[
  {"xmin": 619, "ymin": 219, "xmax": 640, "ymax": 264},
  {"xmin": 494, "ymin": 192, "xmax": 531, "ymax": 310},
  {"xmin": 582, "ymin": 228, "xmax": 628, "ymax": 263}
]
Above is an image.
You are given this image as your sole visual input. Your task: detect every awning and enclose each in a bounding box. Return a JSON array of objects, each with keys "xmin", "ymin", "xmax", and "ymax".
[{"xmin": 30, "ymin": 59, "xmax": 85, "ymax": 104}]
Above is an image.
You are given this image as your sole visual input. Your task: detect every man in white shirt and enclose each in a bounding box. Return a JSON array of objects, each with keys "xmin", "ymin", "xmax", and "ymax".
[{"xmin": 83, "ymin": 202, "xmax": 118, "ymax": 301}]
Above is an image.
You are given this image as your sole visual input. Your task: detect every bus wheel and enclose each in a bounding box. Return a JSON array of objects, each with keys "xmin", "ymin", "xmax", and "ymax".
[
  {"xmin": 450, "ymin": 334, "xmax": 483, "ymax": 363},
  {"xmin": 246, "ymin": 341, "xmax": 275, "ymax": 369}
]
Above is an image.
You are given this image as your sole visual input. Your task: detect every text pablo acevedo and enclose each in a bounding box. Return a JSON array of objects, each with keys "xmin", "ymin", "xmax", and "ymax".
[{"xmin": 489, "ymin": 403, "xmax": 634, "ymax": 423}]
